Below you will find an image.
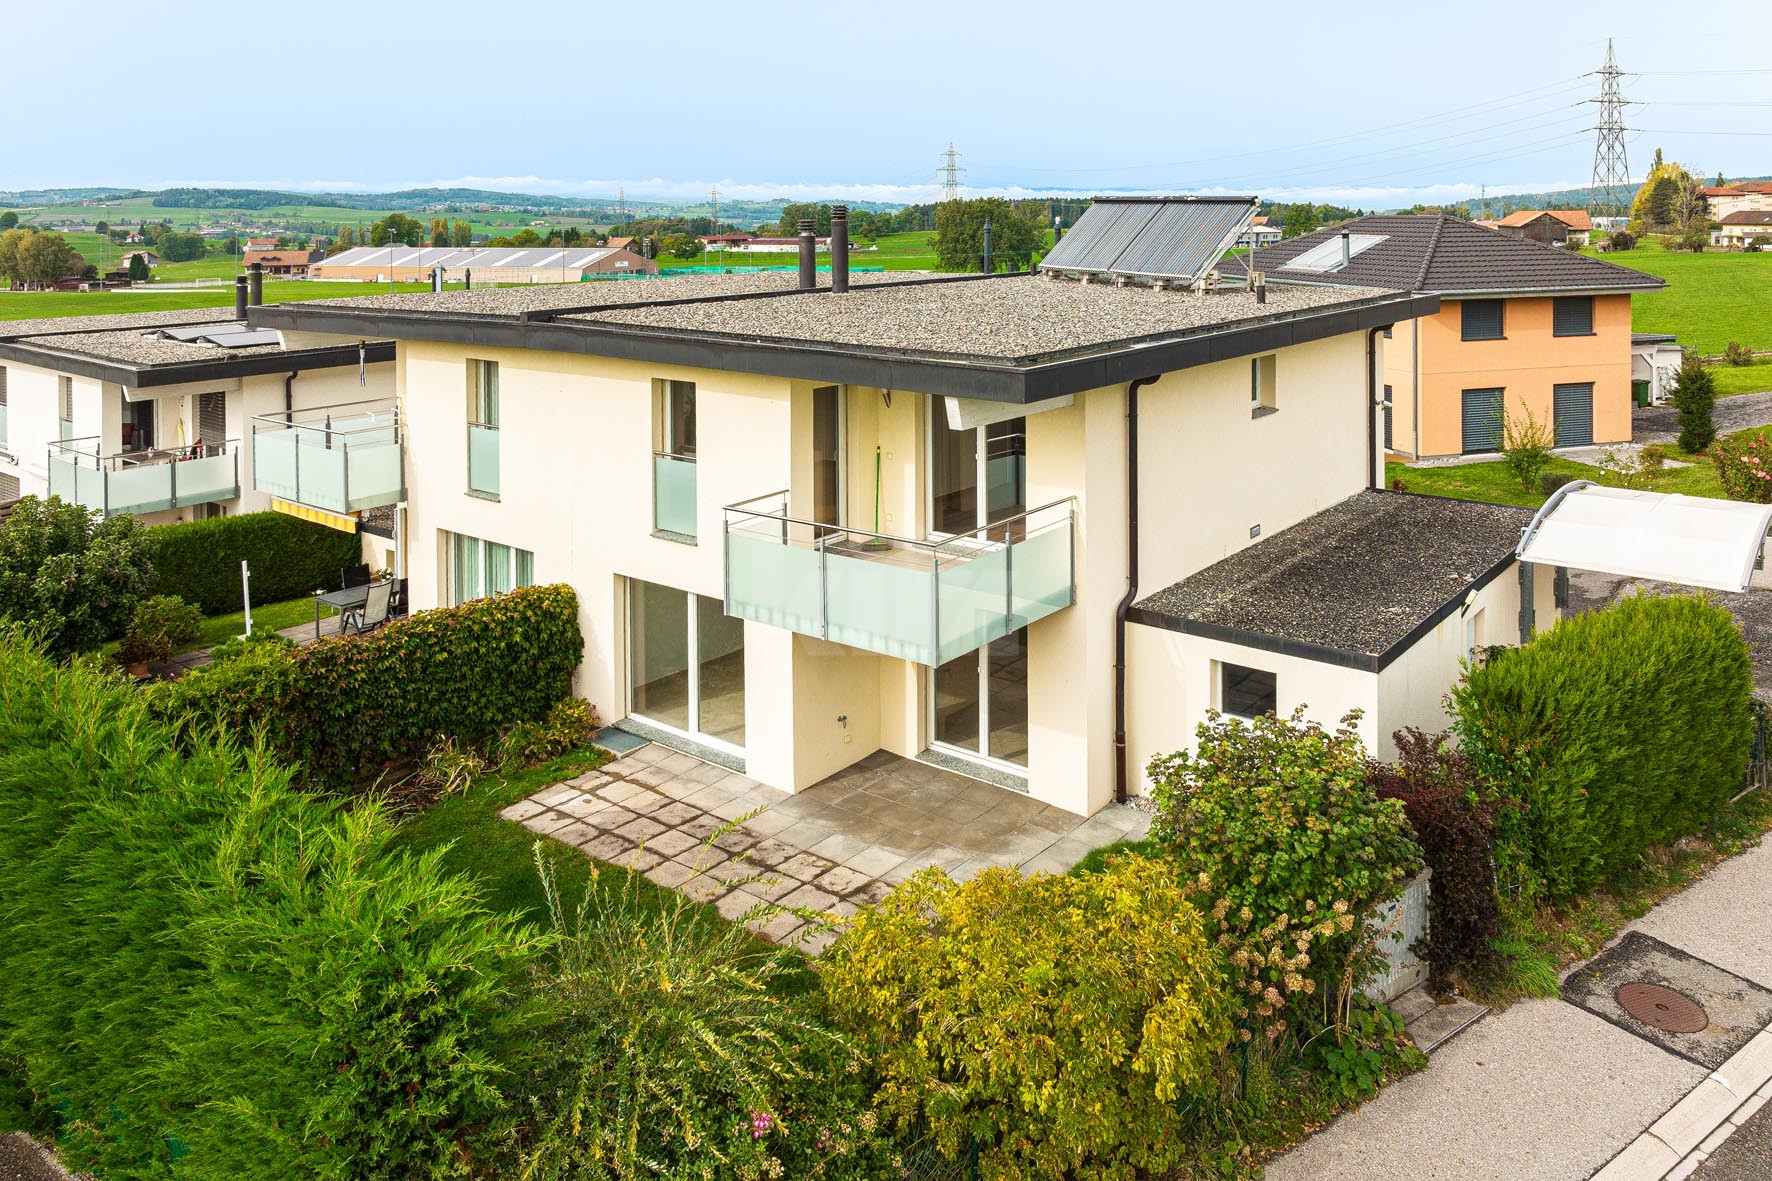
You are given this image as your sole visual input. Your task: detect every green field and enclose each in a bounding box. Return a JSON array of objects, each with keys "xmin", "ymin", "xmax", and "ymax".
[
  {"xmin": 1583, "ymin": 239, "xmax": 1772, "ymax": 355},
  {"xmin": 1714, "ymin": 360, "xmax": 1772, "ymax": 397},
  {"xmin": 0, "ymin": 280, "xmax": 463, "ymax": 321}
]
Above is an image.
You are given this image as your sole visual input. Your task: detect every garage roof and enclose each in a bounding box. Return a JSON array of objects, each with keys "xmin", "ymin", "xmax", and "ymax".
[{"xmin": 1517, "ymin": 482, "xmax": 1772, "ymax": 593}]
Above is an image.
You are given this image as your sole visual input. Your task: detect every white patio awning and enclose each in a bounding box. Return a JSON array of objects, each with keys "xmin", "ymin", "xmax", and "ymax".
[{"xmin": 1517, "ymin": 481, "xmax": 1772, "ymax": 593}]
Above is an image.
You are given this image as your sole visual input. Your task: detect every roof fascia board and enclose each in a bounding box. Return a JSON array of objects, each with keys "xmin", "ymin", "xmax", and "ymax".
[
  {"xmin": 251, "ymin": 291, "xmax": 1436, "ymax": 404},
  {"xmin": 1124, "ymin": 606, "xmax": 1381, "ymax": 673},
  {"xmin": 0, "ymin": 340, "xmax": 395, "ymax": 389}
]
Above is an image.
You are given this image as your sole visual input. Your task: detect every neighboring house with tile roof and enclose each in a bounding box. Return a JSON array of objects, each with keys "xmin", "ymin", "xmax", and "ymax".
[
  {"xmin": 1493, "ymin": 209, "xmax": 1593, "ymax": 247},
  {"xmin": 1713, "ymin": 210, "xmax": 1772, "ymax": 249},
  {"xmin": 1701, "ymin": 184, "xmax": 1772, "ymax": 222},
  {"xmin": 242, "ymin": 215, "xmax": 1562, "ymax": 818},
  {"xmin": 1225, "ymin": 214, "xmax": 1663, "ymax": 458}
]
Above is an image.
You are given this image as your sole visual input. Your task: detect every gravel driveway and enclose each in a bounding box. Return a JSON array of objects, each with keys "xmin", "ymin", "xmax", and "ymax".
[{"xmin": 1635, "ymin": 391, "xmax": 1772, "ymax": 444}]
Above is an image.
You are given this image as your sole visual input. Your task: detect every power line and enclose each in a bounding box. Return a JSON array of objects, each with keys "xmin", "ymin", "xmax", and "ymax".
[
  {"xmin": 938, "ymin": 143, "xmax": 965, "ymax": 202},
  {"xmin": 1589, "ymin": 38, "xmax": 1632, "ymax": 221}
]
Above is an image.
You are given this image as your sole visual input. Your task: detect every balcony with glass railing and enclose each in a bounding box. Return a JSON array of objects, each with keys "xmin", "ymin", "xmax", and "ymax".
[
  {"xmin": 48, "ymin": 435, "xmax": 239, "ymax": 517},
  {"xmin": 654, "ymin": 452, "xmax": 697, "ymax": 537},
  {"xmin": 723, "ymin": 494, "xmax": 1075, "ymax": 667},
  {"xmin": 251, "ymin": 400, "xmax": 404, "ymax": 514}
]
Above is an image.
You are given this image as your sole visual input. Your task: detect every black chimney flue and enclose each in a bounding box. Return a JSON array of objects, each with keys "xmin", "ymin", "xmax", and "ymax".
[
  {"xmin": 829, "ymin": 205, "xmax": 850, "ymax": 293},
  {"xmin": 248, "ymin": 262, "xmax": 264, "ymax": 306},
  {"xmin": 234, "ymin": 274, "xmax": 248, "ymax": 318},
  {"xmin": 797, "ymin": 219, "xmax": 817, "ymax": 290}
]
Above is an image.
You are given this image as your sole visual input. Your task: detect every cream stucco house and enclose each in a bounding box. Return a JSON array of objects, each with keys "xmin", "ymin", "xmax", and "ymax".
[
  {"xmin": 250, "ymin": 199, "xmax": 1561, "ymax": 817},
  {"xmin": 0, "ymin": 304, "xmax": 394, "ymax": 540}
]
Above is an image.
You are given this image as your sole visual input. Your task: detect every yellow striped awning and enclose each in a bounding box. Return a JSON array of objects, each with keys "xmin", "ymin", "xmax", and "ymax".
[{"xmin": 271, "ymin": 499, "xmax": 359, "ymax": 534}]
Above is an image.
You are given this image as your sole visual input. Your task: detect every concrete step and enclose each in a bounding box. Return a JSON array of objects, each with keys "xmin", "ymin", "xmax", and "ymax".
[{"xmin": 1396, "ymin": 987, "xmax": 1489, "ymax": 1054}]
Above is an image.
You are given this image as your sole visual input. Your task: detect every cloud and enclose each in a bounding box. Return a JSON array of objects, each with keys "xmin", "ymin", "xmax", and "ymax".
[{"xmin": 132, "ymin": 173, "xmax": 1596, "ymax": 208}]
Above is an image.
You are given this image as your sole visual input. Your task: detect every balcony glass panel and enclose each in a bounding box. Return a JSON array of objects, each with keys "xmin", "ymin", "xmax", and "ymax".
[
  {"xmin": 253, "ymin": 428, "xmax": 300, "ymax": 501},
  {"xmin": 47, "ymin": 454, "xmax": 78, "ymax": 503},
  {"xmin": 346, "ymin": 437, "xmax": 403, "ymax": 511},
  {"xmin": 0, "ymin": 404, "xmax": 7, "ymax": 446},
  {"xmin": 654, "ymin": 454, "xmax": 697, "ymax": 537},
  {"xmin": 469, "ymin": 424, "xmax": 500, "ymax": 496},
  {"xmin": 723, "ymin": 495, "xmax": 1074, "ymax": 667},
  {"xmin": 251, "ymin": 404, "xmax": 403, "ymax": 514},
  {"xmin": 173, "ymin": 451, "xmax": 238, "ymax": 506},
  {"xmin": 106, "ymin": 462, "xmax": 175, "ymax": 515}
]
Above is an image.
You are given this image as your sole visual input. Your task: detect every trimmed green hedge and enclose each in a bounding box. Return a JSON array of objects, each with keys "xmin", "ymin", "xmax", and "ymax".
[
  {"xmin": 151, "ymin": 583, "xmax": 582, "ymax": 783},
  {"xmin": 1452, "ymin": 593, "xmax": 1754, "ymax": 901},
  {"xmin": 151, "ymin": 511, "xmax": 363, "ymax": 614},
  {"xmin": 0, "ymin": 627, "xmax": 530, "ymax": 1178}
]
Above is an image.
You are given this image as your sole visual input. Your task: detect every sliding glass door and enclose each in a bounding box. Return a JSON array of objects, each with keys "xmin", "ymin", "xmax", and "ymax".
[
  {"xmin": 628, "ymin": 578, "xmax": 745, "ymax": 752},
  {"xmin": 926, "ymin": 407, "xmax": 1030, "ymax": 770}
]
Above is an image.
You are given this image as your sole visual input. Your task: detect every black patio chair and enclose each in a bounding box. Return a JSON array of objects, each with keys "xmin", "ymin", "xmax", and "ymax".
[
  {"xmin": 340, "ymin": 563, "xmax": 372, "ymax": 590},
  {"xmin": 387, "ymin": 577, "xmax": 408, "ymax": 617}
]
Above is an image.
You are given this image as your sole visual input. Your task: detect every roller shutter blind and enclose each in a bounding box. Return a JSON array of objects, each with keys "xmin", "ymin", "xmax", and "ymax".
[
  {"xmin": 1461, "ymin": 388, "xmax": 1504, "ymax": 453},
  {"xmin": 1553, "ymin": 382, "xmax": 1594, "ymax": 447},
  {"xmin": 1461, "ymin": 300, "xmax": 1505, "ymax": 341},
  {"xmin": 1553, "ymin": 296, "xmax": 1594, "ymax": 336}
]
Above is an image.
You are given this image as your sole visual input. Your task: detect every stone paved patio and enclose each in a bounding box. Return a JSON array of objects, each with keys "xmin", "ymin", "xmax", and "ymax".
[{"xmin": 502, "ymin": 744, "xmax": 1151, "ymax": 952}]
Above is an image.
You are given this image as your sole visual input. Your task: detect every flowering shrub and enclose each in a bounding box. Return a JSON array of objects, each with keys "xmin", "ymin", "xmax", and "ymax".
[
  {"xmin": 822, "ymin": 860, "xmax": 1232, "ymax": 1181},
  {"xmin": 1148, "ymin": 710, "xmax": 1422, "ymax": 1009},
  {"xmin": 1711, "ymin": 431, "xmax": 1772, "ymax": 503}
]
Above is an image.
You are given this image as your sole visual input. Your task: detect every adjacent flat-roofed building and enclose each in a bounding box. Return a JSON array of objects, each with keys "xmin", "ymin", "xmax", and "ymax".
[
  {"xmin": 308, "ymin": 245, "xmax": 659, "ymax": 284},
  {"xmin": 1226, "ymin": 214, "xmax": 1664, "ymax": 458},
  {"xmin": 247, "ymin": 197, "xmax": 1563, "ymax": 817},
  {"xmin": 1713, "ymin": 210, "xmax": 1772, "ymax": 249}
]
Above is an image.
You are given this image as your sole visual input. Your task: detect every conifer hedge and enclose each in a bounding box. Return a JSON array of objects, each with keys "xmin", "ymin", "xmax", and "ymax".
[
  {"xmin": 150, "ymin": 511, "xmax": 363, "ymax": 614},
  {"xmin": 0, "ymin": 627, "xmax": 531, "ymax": 1179},
  {"xmin": 1451, "ymin": 593, "xmax": 1754, "ymax": 900},
  {"xmin": 150, "ymin": 583, "xmax": 582, "ymax": 783}
]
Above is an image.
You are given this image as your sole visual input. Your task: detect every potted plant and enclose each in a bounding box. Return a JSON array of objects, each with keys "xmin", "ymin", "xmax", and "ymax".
[{"xmin": 116, "ymin": 595, "xmax": 203, "ymax": 679}]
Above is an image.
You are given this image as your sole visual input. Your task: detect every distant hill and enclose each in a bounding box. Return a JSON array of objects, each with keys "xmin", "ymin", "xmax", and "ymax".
[
  {"xmin": 1470, "ymin": 175, "xmax": 1772, "ymax": 216},
  {"xmin": 0, "ymin": 187, "xmax": 137, "ymax": 206},
  {"xmin": 151, "ymin": 187, "xmax": 350, "ymax": 210}
]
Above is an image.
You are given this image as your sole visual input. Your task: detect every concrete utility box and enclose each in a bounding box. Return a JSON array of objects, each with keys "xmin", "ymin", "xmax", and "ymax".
[{"xmin": 1364, "ymin": 869, "xmax": 1432, "ymax": 1003}]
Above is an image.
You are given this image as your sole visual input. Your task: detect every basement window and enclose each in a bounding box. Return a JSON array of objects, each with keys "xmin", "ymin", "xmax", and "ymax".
[
  {"xmin": 1220, "ymin": 662, "xmax": 1277, "ymax": 719},
  {"xmin": 1251, "ymin": 354, "xmax": 1278, "ymax": 417}
]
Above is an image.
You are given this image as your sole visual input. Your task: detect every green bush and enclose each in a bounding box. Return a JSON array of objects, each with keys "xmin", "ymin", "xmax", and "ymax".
[
  {"xmin": 149, "ymin": 583, "xmax": 582, "ymax": 784},
  {"xmin": 822, "ymin": 859, "xmax": 1233, "ymax": 1181},
  {"xmin": 1147, "ymin": 710, "xmax": 1422, "ymax": 1006},
  {"xmin": 1502, "ymin": 404, "xmax": 1555, "ymax": 494},
  {"xmin": 0, "ymin": 495, "xmax": 155, "ymax": 659},
  {"xmin": 0, "ymin": 627, "xmax": 531, "ymax": 1179},
  {"xmin": 117, "ymin": 593, "xmax": 204, "ymax": 664},
  {"xmin": 150, "ymin": 511, "xmax": 363, "ymax": 614},
  {"xmin": 1452, "ymin": 593, "xmax": 1754, "ymax": 900},
  {"xmin": 513, "ymin": 856, "xmax": 889, "ymax": 1181},
  {"xmin": 1673, "ymin": 361, "xmax": 1718, "ymax": 453}
]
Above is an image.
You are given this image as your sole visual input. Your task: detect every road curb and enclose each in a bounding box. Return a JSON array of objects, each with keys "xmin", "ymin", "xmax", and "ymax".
[{"xmin": 1592, "ymin": 1022, "xmax": 1772, "ymax": 1180}]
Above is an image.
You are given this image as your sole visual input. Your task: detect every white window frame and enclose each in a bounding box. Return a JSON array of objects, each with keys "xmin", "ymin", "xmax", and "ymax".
[{"xmin": 444, "ymin": 530, "xmax": 533, "ymax": 606}]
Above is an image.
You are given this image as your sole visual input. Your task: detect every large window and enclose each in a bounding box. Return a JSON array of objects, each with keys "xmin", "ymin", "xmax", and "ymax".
[
  {"xmin": 1220, "ymin": 663, "xmax": 1277, "ymax": 719},
  {"xmin": 467, "ymin": 360, "xmax": 499, "ymax": 497},
  {"xmin": 1552, "ymin": 296, "xmax": 1595, "ymax": 337},
  {"xmin": 445, "ymin": 530, "xmax": 533, "ymax": 606},
  {"xmin": 653, "ymin": 380, "xmax": 697, "ymax": 538},
  {"xmin": 628, "ymin": 578, "xmax": 744, "ymax": 750},
  {"xmin": 1461, "ymin": 299, "xmax": 1505, "ymax": 341}
]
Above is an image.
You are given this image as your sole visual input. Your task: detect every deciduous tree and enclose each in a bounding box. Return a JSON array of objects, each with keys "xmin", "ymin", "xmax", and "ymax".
[
  {"xmin": 933, "ymin": 198, "xmax": 1038, "ymax": 271},
  {"xmin": 0, "ymin": 496, "xmax": 155, "ymax": 659},
  {"xmin": 368, "ymin": 213, "xmax": 424, "ymax": 247}
]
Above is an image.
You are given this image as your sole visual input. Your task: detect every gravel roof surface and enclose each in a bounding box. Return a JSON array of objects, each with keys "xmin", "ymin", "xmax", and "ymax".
[
  {"xmin": 1134, "ymin": 490, "xmax": 1532, "ymax": 657},
  {"xmin": 1223, "ymin": 214, "xmax": 1664, "ymax": 294},
  {"xmin": 566, "ymin": 277, "xmax": 1390, "ymax": 363},
  {"xmin": 303, "ymin": 269, "xmax": 920, "ymax": 315},
  {"xmin": 16, "ymin": 327, "xmax": 289, "ymax": 366},
  {"xmin": 0, "ymin": 306, "xmax": 238, "ymax": 341}
]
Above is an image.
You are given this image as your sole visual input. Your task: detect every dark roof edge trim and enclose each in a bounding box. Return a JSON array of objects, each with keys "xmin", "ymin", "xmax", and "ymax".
[
  {"xmin": 251, "ymin": 291, "xmax": 1437, "ymax": 403},
  {"xmin": 0, "ymin": 340, "xmax": 396, "ymax": 389}
]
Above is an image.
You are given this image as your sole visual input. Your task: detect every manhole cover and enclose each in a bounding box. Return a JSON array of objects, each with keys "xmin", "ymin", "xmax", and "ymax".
[{"xmin": 1616, "ymin": 982, "xmax": 1709, "ymax": 1033}]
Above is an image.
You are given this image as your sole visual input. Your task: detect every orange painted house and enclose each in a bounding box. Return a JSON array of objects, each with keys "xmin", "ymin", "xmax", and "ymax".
[{"xmin": 1227, "ymin": 215, "xmax": 1664, "ymax": 458}]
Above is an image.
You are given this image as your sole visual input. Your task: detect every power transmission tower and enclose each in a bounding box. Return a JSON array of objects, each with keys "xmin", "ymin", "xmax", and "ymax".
[
  {"xmin": 709, "ymin": 185, "xmax": 720, "ymax": 230},
  {"xmin": 1587, "ymin": 39, "xmax": 1633, "ymax": 222},
  {"xmin": 617, "ymin": 186, "xmax": 628, "ymax": 221},
  {"xmin": 938, "ymin": 143, "xmax": 965, "ymax": 203}
]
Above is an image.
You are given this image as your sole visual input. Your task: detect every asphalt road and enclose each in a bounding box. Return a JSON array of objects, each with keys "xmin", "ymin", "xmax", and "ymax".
[{"xmin": 1693, "ymin": 1101, "xmax": 1772, "ymax": 1179}]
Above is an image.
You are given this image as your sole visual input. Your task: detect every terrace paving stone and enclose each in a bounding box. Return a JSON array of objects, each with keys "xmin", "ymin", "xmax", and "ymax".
[{"xmin": 514, "ymin": 743, "xmax": 1142, "ymax": 953}]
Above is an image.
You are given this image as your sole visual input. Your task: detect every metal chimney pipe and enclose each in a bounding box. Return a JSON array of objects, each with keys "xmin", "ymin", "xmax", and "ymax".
[
  {"xmin": 982, "ymin": 217, "xmax": 993, "ymax": 274},
  {"xmin": 234, "ymin": 274, "xmax": 248, "ymax": 318},
  {"xmin": 248, "ymin": 262, "xmax": 264, "ymax": 306},
  {"xmin": 797, "ymin": 219, "xmax": 817, "ymax": 290},
  {"xmin": 829, "ymin": 205, "xmax": 850, "ymax": 293},
  {"xmin": 1340, "ymin": 230, "xmax": 1351, "ymax": 270}
]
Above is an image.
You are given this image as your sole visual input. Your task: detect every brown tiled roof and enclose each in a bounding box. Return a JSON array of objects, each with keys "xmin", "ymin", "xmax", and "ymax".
[
  {"xmin": 243, "ymin": 249, "xmax": 322, "ymax": 266},
  {"xmin": 1547, "ymin": 209, "xmax": 1592, "ymax": 230},
  {"xmin": 1721, "ymin": 211, "xmax": 1772, "ymax": 226},
  {"xmin": 1496, "ymin": 209, "xmax": 1555, "ymax": 227},
  {"xmin": 1224, "ymin": 214, "xmax": 1663, "ymax": 295}
]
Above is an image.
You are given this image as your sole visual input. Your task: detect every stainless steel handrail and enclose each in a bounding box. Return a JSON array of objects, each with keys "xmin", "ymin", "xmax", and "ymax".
[{"xmin": 724, "ymin": 491, "xmax": 1076, "ymax": 559}]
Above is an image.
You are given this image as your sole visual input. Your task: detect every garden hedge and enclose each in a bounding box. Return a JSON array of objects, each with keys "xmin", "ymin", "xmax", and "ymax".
[
  {"xmin": 150, "ymin": 511, "xmax": 363, "ymax": 614},
  {"xmin": 0, "ymin": 627, "xmax": 531, "ymax": 1179},
  {"xmin": 150, "ymin": 582, "xmax": 582, "ymax": 783},
  {"xmin": 1452, "ymin": 592, "xmax": 1754, "ymax": 901}
]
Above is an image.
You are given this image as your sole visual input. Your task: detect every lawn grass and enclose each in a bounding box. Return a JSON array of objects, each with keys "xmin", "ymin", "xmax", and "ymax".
[
  {"xmin": 1714, "ymin": 359, "xmax": 1772, "ymax": 398},
  {"xmin": 0, "ymin": 280, "xmax": 461, "ymax": 320},
  {"xmin": 192, "ymin": 595, "xmax": 318, "ymax": 650},
  {"xmin": 1584, "ymin": 239, "xmax": 1772, "ymax": 354}
]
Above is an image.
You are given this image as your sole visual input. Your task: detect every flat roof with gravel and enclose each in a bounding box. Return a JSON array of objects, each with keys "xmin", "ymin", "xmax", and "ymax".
[
  {"xmin": 19, "ymin": 327, "xmax": 289, "ymax": 366},
  {"xmin": 565, "ymin": 276, "xmax": 1389, "ymax": 363},
  {"xmin": 0, "ymin": 306, "xmax": 240, "ymax": 341},
  {"xmin": 1130, "ymin": 490, "xmax": 1532, "ymax": 667}
]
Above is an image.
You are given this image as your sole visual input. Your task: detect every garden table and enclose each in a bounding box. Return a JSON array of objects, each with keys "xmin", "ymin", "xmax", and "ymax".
[{"xmin": 312, "ymin": 584, "xmax": 371, "ymax": 640}]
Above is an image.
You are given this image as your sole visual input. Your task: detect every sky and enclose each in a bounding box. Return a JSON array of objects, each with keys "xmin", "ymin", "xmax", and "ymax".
[{"xmin": 7, "ymin": 0, "xmax": 1770, "ymax": 208}]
